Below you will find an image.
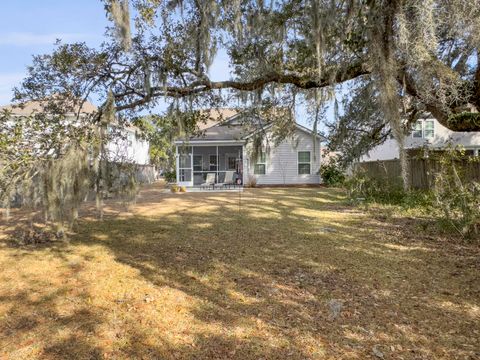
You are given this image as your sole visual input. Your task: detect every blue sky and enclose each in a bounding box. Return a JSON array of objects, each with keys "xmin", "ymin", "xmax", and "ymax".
[
  {"xmin": 0, "ymin": 1, "xmax": 108, "ymax": 105},
  {"xmin": 0, "ymin": 1, "xmax": 334, "ymax": 130}
]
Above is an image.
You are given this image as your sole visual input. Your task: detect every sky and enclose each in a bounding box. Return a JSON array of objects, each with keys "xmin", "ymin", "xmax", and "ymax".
[{"xmin": 0, "ymin": 1, "xmax": 335, "ymax": 130}]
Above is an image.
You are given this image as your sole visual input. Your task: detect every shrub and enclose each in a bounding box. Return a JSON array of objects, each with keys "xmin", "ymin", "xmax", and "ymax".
[
  {"xmin": 433, "ymin": 146, "xmax": 480, "ymax": 237},
  {"xmin": 170, "ymin": 184, "xmax": 180, "ymax": 193},
  {"xmin": 179, "ymin": 186, "xmax": 187, "ymax": 193},
  {"xmin": 320, "ymin": 158, "xmax": 345, "ymax": 186},
  {"xmin": 164, "ymin": 170, "xmax": 176, "ymax": 183},
  {"xmin": 344, "ymin": 170, "xmax": 433, "ymax": 209}
]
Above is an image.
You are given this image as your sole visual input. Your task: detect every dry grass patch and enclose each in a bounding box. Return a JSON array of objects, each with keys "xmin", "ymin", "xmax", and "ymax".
[{"xmin": 0, "ymin": 183, "xmax": 479, "ymax": 359}]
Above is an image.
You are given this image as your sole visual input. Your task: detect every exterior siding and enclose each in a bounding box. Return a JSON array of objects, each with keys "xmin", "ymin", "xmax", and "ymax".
[
  {"xmin": 107, "ymin": 129, "xmax": 150, "ymax": 165},
  {"xmin": 360, "ymin": 118, "xmax": 480, "ymax": 162},
  {"xmin": 245, "ymin": 128, "xmax": 322, "ymax": 185}
]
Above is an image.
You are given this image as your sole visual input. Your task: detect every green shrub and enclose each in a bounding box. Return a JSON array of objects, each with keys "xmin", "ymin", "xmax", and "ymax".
[
  {"xmin": 179, "ymin": 186, "xmax": 187, "ymax": 193},
  {"xmin": 170, "ymin": 184, "xmax": 180, "ymax": 193},
  {"xmin": 344, "ymin": 171, "xmax": 433, "ymax": 209},
  {"xmin": 320, "ymin": 158, "xmax": 345, "ymax": 186},
  {"xmin": 164, "ymin": 170, "xmax": 176, "ymax": 183},
  {"xmin": 433, "ymin": 146, "xmax": 480, "ymax": 237}
]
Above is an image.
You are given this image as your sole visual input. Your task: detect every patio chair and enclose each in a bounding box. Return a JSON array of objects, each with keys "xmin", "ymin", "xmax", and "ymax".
[
  {"xmin": 215, "ymin": 170, "xmax": 235, "ymax": 189},
  {"xmin": 200, "ymin": 173, "xmax": 216, "ymax": 190}
]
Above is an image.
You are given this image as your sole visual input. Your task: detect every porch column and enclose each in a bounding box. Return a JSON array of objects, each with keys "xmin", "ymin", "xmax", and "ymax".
[
  {"xmin": 175, "ymin": 145, "xmax": 179, "ymax": 184},
  {"xmin": 242, "ymin": 145, "xmax": 247, "ymax": 185},
  {"xmin": 191, "ymin": 146, "xmax": 194, "ymax": 184},
  {"xmin": 216, "ymin": 145, "xmax": 219, "ymax": 182}
]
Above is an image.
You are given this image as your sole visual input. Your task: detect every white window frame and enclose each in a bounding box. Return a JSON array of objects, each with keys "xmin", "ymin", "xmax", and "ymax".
[
  {"xmin": 412, "ymin": 119, "xmax": 435, "ymax": 139},
  {"xmin": 297, "ymin": 150, "xmax": 311, "ymax": 175},
  {"xmin": 424, "ymin": 120, "xmax": 435, "ymax": 139},
  {"xmin": 253, "ymin": 151, "xmax": 266, "ymax": 175},
  {"xmin": 412, "ymin": 120, "xmax": 423, "ymax": 138}
]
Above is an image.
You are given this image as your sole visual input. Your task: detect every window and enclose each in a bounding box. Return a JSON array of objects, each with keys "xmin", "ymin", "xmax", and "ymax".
[
  {"xmin": 209, "ymin": 155, "xmax": 218, "ymax": 171},
  {"xmin": 254, "ymin": 152, "xmax": 266, "ymax": 175},
  {"xmin": 298, "ymin": 151, "xmax": 311, "ymax": 175},
  {"xmin": 424, "ymin": 120, "xmax": 434, "ymax": 138},
  {"xmin": 465, "ymin": 148, "xmax": 480, "ymax": 157},
  {"xmin": 412, "ymin": 120, "xmax": 435, "ymax": 139},
  {"xmin": 127, "ymin": 132, "xmax": 134, "ymax": 147},
  {"xmin": 193, "ymin": 155, "xmax": 203, "ymax": 171},
  {"xmin": 227, "ymin": 156, "xmax": 237, "ymax": 170},
  {"xmin": 412, "ymin": 121, "xmax": 423, "ymax": 138}
]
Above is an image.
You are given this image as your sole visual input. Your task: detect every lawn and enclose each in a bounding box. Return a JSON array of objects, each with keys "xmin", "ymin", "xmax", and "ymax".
[{"xmin": 0, "ymin": 183, "xmax": 478, "ymax": 359}]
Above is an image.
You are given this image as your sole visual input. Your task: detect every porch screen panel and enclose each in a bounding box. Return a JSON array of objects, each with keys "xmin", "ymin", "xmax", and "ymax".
[
  {"xmin": 178, "ymin": 146, "xmax": 192, "ymax": 182},
  {"xmin": 218, "ymin": 146, "xmax": 243, "ymax": 183},
  {"xmin": 193, "ymin": 146, "xmax": 217, "ymax": 185}
]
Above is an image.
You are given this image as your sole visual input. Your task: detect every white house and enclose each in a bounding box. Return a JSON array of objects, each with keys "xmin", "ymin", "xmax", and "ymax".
[
  {"xmin": 359, "ymin": 117, "xmax": 480, "ymax": 161},
  {"xmin": 1, "ymin": 100, "xmax": 150, "ymax": 165},
  {"xmin": 174, "ymin": 111, "xmax": 323, "ymax": 187},
  {"xmin": 106, "ymin": 124, "xmax": 150, "ymax": 165}
]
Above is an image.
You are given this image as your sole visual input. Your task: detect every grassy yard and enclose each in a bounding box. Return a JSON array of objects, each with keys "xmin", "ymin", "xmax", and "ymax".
[{"xmin": 0, "ymin": 183, "xmax": 478, "ymax": 359}]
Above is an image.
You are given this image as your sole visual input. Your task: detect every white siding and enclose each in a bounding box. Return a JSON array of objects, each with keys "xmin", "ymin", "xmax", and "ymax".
[
  {"xmin": 107, "ymin": 129, "xmax": 150, "ymax": 165},
  {"xmin": 360, "ymin": 118, "xmax": 480, "ymax": 162},
  {"xmin": 245, "ymin": 128, "xmax": 322, "ymax": 185}
]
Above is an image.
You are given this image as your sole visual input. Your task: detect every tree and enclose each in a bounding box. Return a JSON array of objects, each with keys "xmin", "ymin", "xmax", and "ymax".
[
  {"xmin": 132, "ymin": 108, "xmax": 206, "ymax": 171},
  {"xmin": 3, "ymin": 0, "xmax": 480, "ymax": 214},
  {"xmin": 15, "ymin": 1, "xmax": 480, "ymax": 131}
]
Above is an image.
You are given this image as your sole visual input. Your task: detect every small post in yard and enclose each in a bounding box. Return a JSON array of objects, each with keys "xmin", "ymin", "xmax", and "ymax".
[{"xmin": 238, "ymin": 183, "xmax": 242, "ymax": 215}]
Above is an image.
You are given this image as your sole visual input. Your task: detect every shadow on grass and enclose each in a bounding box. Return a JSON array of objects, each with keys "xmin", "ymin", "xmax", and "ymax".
[{"xmin": 1, "ymin": 186, "xmax": 478, "ymax": 359}]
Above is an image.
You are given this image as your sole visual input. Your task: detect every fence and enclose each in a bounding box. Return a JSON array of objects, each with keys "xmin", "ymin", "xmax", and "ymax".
[{"xmin": 354, "ymin": 158, "xmax": 480, "ymax": 189}]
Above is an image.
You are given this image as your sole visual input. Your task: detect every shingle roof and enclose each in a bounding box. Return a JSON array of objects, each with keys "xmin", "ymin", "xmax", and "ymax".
[
  {"xmin": 0, "ymin": 99, "xmax": 98, "ymax": 115},
  {"xmin": 190, "ymin": 123, "xmax": 251, "ymax": 141}
]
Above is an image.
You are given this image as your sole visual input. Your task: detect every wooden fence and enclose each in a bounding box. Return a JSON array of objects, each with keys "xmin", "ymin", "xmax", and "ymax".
[{"xmin": 354, "ymin": 159, "xmax": 480, "ymax": 189}]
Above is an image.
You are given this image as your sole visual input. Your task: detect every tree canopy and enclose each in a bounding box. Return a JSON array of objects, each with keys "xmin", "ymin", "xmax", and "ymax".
[{"xmin": 13, "ymin": 0, "xmax": 480, "ymax": 134}]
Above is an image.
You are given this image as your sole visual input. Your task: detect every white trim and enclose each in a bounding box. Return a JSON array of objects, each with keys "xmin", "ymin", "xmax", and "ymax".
[
  {"xmin": 412, "ymin": 119, "xmax": 435, "ymax": 139},
  {"xmin": 297, "ymin": 150, "xmax": 311, "ymax": 175},
  {"xmin": 174, "ymin": 140, "xmax": 246, "ymax": 145},
  {"xmin": 253, "ymin": 151, "xmax": 267, "ymax": 175},
  {"xmin": 177, "ymin": 146, "xmax": 193, "ymax": 186},
  {"xmin": 294, "ymin": 123, "xmax": 325, "ymax": 140}
]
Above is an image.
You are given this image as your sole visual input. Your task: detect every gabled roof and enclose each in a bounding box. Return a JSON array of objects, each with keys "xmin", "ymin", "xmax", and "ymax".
[{"xmin": 175, "ymin": 110, "xmax": 325, "ymax": 144}]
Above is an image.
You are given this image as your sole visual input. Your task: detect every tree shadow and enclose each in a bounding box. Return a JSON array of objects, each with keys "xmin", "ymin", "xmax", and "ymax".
[{"xmin": 1, "ymin": 185, "xmax": 478, "ymax": 359}]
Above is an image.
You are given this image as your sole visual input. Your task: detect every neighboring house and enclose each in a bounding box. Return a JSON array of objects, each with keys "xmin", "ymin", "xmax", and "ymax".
[
  {"xmin": 174, "ymin": 111, "xmax": 323, "ymax": 186},
  {"xmin": 1, "ymin": 100, "xmax": 150, "ymax": 165},
  {"xmin": 106, "ymin": 124, "xmax": 150, "ymax": 165},
  {"xmin": 359, "ymin": 117, "xmax": 480, "ymax": 161}
]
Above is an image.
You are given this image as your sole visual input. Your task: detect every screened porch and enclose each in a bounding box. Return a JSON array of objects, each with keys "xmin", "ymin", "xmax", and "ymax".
[{"xmin": 177, "ymin": 145, "xmax": 244, "ymax": 187}]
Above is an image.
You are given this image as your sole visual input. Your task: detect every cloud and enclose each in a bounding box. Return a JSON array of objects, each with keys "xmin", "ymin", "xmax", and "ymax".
[
  {"xmin": 0, "ymin": 72, "xmax": 25, "ymax": 105},
  {"xmin": 0, "ymin": 32, "xmax": 99, "ymax": 47}
]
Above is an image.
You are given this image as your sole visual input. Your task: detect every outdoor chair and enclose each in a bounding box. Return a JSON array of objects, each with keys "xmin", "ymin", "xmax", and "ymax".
[
  {"xmin": 215, "ymin": 170, "xmax": 235, "ymax": 189},
  {"xmin": 200, "ymin": 173, "xmax": 216, "ymax": 190}
]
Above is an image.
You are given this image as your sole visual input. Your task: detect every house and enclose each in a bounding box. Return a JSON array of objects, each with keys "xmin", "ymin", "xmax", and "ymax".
[
  {"xmin": 174, "ymin": 111, "xmax": 323, "ymax": 187},
  {"xmin": 359, "ymin": 117, "xmax": 480, "ymax": 161},
  {"xmin": 1, "ymin": 100, "xmax": 150, "ymax": 165}
]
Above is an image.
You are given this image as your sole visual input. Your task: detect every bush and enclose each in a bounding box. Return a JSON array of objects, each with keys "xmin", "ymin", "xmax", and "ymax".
[
  {"xmin": 433, "ymin": 146, "xmax": 480, "ymax": 237},
  {"xmin": 344, "ymin": 171, "xmax": 433, "ymax": 208},
  {"xmin": 170, "ymin": 184, "xmax": 180, "ymax": 193},
  {"xmin": 164, "ymin": 170, "xmax": 176, "ymax": 183},
  {"xmin": 179, "ymin": 186, "xmax": 187, "ymax": 193},
  {"xmin": 320, "ymin": 158, "xmax": 345, "ymax": 186}
]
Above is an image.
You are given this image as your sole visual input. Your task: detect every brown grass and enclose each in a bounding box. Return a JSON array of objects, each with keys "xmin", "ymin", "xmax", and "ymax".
[{"xmin": 0, "ymin": 183, "xmax": 479, "ymax": 359}]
